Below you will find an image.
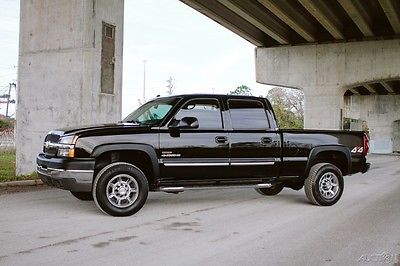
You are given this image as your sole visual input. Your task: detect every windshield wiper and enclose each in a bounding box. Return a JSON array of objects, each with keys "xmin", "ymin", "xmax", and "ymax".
[
  {"xmin": 140, "ymin": 120, "xmax": 161, "ymax": 126},
  {"xmin": 125, "ymin": 120, "xmax": 141, "ymax": 125}
]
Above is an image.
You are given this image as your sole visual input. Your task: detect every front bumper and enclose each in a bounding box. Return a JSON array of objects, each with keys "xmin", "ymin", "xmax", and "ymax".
[{"xmin": 36, "ymin": 153, "xmax": 95, "ymax": 192}]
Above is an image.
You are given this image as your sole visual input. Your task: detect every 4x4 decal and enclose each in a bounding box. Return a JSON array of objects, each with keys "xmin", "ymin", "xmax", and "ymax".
[{"xmin": 351, "ymin": 146, "xmax": 364, "ymax": 153}]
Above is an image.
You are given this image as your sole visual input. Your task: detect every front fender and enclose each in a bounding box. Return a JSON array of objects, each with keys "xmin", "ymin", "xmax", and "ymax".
[{"xmin": 91, "ymin": 143, "xmax": 160, "ymax": 179}]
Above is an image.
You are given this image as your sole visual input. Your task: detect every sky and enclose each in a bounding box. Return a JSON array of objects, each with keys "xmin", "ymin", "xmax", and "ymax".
[
  {"xmin": 0, "ymin": 0, "xmax": 273, "ymax": 118},
  {"xmin": 0, "ymin": 0, "xmax": 19, "ymax": 117}
]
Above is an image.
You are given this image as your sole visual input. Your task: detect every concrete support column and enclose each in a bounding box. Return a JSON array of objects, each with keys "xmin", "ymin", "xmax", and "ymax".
[
  {"xmin": 368, "ymin": 120, "xmax": 393, "ymax": 154},
  {"xmin": 17, "ymin": 0, "xmax": 124, "ymax": 175},
  {"xmin": 255, "ymin": 40, "xmax": 400, "ymax": 130},
  {"xmin": 344, "ymin": 95, "xmax": 400, "ymax": 153},
  {"xmin": 303, "ymin": 88, "xmax": 343, "ymax": 129}
]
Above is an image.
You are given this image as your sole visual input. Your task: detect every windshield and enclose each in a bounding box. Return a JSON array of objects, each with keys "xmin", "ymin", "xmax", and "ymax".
[{"xmin": 122, "ymin": 97, "xmax": 180, "ymax": 126}]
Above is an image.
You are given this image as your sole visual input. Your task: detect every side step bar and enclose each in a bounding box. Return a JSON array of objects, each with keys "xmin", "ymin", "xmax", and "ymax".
[
  {"xmin": 159, "ymin": 187, "xmax": 184, "ymax": 193},
  {"xmin": 159, "ymin": 183, "xmax": 272, "ymax": 193}
]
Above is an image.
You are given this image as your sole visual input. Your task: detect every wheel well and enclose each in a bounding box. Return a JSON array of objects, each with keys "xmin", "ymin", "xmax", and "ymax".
[
  {"xmin": 94, "ymin": 150, "xmax": 155, "ymax": 186},
  {"xmin": 311, "ymin": 151, "xmax": 348, "ymax": 175}
]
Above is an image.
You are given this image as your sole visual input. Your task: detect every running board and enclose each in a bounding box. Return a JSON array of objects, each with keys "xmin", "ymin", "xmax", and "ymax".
[
  {"xmin": 159, "ymin": 187, "xmax": 184, "ymax": 193},
  {"xmin": 159, "ymin": 183, "xmax": 272, "ymax": 193},
  {"xmin": 255, "ymin": 183, "xmax": 273, "ymax": 189}
]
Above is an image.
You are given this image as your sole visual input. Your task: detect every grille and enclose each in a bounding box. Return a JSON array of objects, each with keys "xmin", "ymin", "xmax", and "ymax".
[{"xmin": 44, "ymin": 134, "xmax": 61, "ymax": 155}]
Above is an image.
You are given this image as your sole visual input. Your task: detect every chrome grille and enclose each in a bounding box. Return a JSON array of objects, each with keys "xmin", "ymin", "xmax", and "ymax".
[{"xmin": 44, "ymin": 134, "xmax": 61, "ymax": 155}]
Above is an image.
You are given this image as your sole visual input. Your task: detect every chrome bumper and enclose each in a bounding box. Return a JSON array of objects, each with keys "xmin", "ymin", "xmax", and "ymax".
[
  {"xmin": 36, "ymin": 154, "xmax": 95, "ymax": 192},
  {"xmin": 37, "ymin": 165, "xmax": 94, "ymax": 192}
]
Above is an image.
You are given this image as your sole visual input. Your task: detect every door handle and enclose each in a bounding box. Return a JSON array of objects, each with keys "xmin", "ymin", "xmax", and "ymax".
[
  {"xmin": 215, "ymin": 136, "xmax": 228, "ymax": 143},
  {"xmin": 261, "ymin": 137, "xmax": 272, "ymax": 144}
]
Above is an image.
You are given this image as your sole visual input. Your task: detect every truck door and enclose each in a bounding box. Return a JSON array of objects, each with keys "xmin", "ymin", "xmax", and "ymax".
[
  {"xmin": 227, "ymin": 99, "xmax": 280, "ymax": 179},
  {"xmin": 159, "ymin": 97, "xmax": 230, "ymax": 181}
]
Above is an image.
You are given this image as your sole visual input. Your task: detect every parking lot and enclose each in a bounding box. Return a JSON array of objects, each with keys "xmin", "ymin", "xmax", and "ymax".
[{"xmin": 0, "ymin": 154, "xmax": 399, "ymax": 266}]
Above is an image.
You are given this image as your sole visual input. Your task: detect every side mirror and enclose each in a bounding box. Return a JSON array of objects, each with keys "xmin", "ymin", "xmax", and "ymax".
[{"xmin": 169, "ymin": 117, "xmax": 199, "ymax": 129}]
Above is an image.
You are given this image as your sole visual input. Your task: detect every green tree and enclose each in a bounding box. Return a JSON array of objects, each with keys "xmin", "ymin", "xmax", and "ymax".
[
  {"xmin": 267, "ymin": 87, "xmax": 304, "ymax": 129},
  {"xmin": 229, "ymin": 85, "xmax": 252, "ymax": 96}
]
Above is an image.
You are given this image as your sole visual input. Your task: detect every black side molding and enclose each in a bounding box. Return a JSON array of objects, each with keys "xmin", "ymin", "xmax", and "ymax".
[{"xmin": 91, "ymin": 143, "xmax": 160, "ymax": 179}]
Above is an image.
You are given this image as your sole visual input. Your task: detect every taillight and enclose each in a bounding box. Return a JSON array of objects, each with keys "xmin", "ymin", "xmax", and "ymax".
[{"xmin": 363, "ymin": 133, "xmax": 369, "ymax": 155}]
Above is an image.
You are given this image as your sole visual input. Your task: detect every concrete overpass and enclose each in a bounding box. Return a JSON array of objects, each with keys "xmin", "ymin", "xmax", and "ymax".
[
  {"xmin": 181, "ymin": 0, "xmax": 400, "ymax": 153},
  {"xmin": 16, "ymin": 0, "xmax": 399, "ymax": 174},
  {"xmin": 180, "ymin": 0, "xmax": 400, "ymax": 47}
]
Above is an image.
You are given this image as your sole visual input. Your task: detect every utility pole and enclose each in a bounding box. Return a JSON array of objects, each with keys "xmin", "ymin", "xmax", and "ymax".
[
  {"xmin": 6, "ymin": 83, "xmax": 16, "ymax": 118},
  {"xmin": 143, "ymin": 60, "xmax": 147, "ymax": 103}
]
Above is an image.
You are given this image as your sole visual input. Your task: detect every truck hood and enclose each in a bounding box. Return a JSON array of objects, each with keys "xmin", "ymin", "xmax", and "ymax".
[{"xmin": 55, "ymin": 123, "xmax": 148, "ymax": 137}]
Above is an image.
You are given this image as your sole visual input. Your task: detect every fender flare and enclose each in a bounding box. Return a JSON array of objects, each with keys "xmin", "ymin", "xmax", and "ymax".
[
  {"xmin": 91, "ymin": 143, "xmax": 160, "ymax": 179},
  {"xmin": 305, "ymin": 145, "xmax": 351, "ymax": 176}
]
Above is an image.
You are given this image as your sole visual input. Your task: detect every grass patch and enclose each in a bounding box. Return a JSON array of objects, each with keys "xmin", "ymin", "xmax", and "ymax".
[{"xmin": 0, "ymin": 150, "xmax": 38, "ymax": 182}]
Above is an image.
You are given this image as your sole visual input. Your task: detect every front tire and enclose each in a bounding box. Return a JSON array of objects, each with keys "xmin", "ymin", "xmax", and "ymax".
[
  {"xmin": 70, "ymin": 191, "xmax": 93, "ymax": 201},
  {"xmin": 304, "ymin": 163, "xmax": 344, "ymax": 206},
  {"xmin": 92, "ymin": 162, "xmax": 149, "ymax": 217},
  {"xmin": 255, "ymin": 184, "xmax": 283, "ymax": 196}
]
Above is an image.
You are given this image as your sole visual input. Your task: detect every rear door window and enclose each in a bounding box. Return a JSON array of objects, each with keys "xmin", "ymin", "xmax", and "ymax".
[{"xmin": 228, "ymin": 99, "xmax": 270, "ymax": 130}]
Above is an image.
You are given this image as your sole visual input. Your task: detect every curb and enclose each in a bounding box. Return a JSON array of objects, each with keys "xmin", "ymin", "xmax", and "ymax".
[{"xmin": 0, "ymin": 179, "xmax": 44, "ymax": 187}]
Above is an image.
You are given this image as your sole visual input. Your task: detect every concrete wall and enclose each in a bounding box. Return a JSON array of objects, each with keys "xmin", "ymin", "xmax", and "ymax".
[
  {"xmin": 256, "ymin": 40, "xmax": 400, "ymax": 130},
  {"xmin": 344, "ymin": 95, "xmax": 400, "ymax": 153},
  {"xmin": 17, "ymin": 0, "xmax": 124, "ymax": 175}
]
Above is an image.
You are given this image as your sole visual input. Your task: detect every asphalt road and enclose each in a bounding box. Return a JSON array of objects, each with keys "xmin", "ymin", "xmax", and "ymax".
[{"xmin": 1, "ymin": 155, "xmax": 399, "ymax": 266}]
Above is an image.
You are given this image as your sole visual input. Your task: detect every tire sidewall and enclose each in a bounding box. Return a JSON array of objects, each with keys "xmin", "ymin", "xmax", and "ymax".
[
  {"xmin": 70, "ymin": 191, "xmax": 93, "ymax": 201},
  {"xmin": 93, "ymin": 162, "xmax": 149, "ymax": 216},
  {"xmin": 312, "ymin": 164, "xmax": 344, "ymax": 206},
  {"xmin": 256, "ymin": 184, "xmax": 284, "ymax": 196}
]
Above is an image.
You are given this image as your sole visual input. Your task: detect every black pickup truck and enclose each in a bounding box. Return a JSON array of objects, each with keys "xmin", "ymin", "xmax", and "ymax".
[{"xmin": 37, "ymin": 94, "xmax": 370, "ymax": 216}]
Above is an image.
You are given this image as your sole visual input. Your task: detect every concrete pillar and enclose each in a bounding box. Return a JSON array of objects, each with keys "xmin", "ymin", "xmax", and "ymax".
[
  {"xmin": 304, "ymin": 88, "xmax": 343, "ymax": 129},
  {"xmin": 344, "ymin": 95, "xmax": 400, "ymax": 153},
  {"xmin": 17, "ymin": 0, "xmax": 124, "ymax": 175},
  {"xmin": 255, "ymin": 40, "xmax": 400, "ymax": 130}
]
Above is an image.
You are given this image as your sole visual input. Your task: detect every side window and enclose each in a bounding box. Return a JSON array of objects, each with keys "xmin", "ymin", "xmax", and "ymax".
[
  {"xmin": 228, "ymin": 99, "xmax": 270, "ymax": 130},
  {"xmin": 174, "ymin": 99, "xmax": 223, "ymax": 129}
]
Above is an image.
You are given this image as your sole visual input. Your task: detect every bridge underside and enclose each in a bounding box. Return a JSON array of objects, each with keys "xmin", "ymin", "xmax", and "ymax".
[
  {"xmin": 345, "ymin": 80, "xmax": 400, "ymax": 96},
  {"xmin": 181, "ymin": 0, "xmax": 400, "ymax": 47}
]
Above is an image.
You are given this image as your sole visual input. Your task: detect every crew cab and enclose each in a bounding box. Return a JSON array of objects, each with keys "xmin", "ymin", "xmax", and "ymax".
[{"xmin": 37, "ymin": 94, "xmax": 370, "ymax": 216}]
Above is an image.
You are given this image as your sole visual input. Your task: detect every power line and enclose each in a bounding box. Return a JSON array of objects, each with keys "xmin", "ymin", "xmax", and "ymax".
[
  {"xmin": 0, "ymin": 87, "xmax": 9, "ymax": 95},
  {"xmin": 0, "ymin": 65, "xmax": 17, "ymax": 70}
]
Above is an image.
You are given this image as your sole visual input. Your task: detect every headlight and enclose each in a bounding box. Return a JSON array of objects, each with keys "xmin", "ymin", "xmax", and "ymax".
[
  {"xmin": 57, "ymin": 135, "xmax": 78, "ymax": 158},
  {"xmin": 59, "ymin": 135, "xmax": 76, "ymax": 144}
]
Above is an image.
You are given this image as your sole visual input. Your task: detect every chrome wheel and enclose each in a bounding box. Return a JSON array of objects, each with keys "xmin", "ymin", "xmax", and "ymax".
[
  {"xmin": 318, "ymin": 172, "xmax": 339, "ymax": 200},
  {"xmin": 106, "ymin": 174, "xmax": 139, "ymax": 208}
]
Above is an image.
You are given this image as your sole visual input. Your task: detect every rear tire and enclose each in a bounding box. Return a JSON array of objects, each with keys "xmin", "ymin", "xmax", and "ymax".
[
  {"xmin": 70, "ymin": 191, "xmax": 93, "ymax": 201},
  {"xmin": 92, "ymin": 162, "xmax": 149, "ymax": 217},
  {"xmin": 304, "ymin": 163, "xmax": 344, "ymax": 206},
  {"xmin": 255, "ymin": 184, "xmax": 283, "ymax": 196}
]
